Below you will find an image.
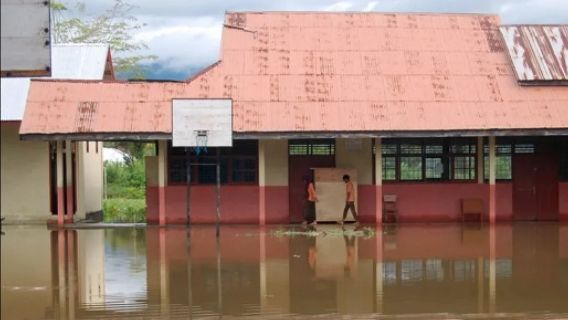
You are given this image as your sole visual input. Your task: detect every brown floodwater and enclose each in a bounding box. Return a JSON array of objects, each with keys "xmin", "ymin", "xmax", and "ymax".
[{"xmin": 1, "ymin": 223, "xmax": 567, "ymax": 319}]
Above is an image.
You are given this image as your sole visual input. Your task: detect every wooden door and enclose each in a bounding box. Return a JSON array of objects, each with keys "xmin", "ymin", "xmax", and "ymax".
[
  {"xmin": 513, "ymin": 155, "xmax": 538, "ymax": 221},
  {"xmin": 288, "ymin": 156, "xmax": 335, "ymax": 223},
  {"xmin": 535, "ymin": 153, "xmax": 559, "ymax": 221},
  {"xmin": 513, "ymin": 153, "xmax": 559, "ymax": 221}
]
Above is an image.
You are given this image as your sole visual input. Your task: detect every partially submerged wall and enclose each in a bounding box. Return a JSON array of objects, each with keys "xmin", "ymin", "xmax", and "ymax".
[{"xmin": 0, "ymin": 122, "xmax": 50, "ymax": 222}]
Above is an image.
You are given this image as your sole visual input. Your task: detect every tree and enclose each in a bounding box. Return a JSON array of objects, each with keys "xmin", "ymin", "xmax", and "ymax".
[{"xmin": 51, "ymin": 0, "xmax": 156, "ymax": 78}]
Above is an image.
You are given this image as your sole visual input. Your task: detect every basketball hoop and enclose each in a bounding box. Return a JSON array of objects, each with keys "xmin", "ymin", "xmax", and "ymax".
[
  {"xmin": 171, "ymin": 99, "xmax": 232, "ymax": 234},
  {"xmin": 194, "ymin": 130, "xmax": 208, "ymax": 155}
]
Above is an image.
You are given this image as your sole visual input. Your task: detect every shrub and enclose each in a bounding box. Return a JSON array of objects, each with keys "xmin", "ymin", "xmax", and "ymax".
[
  {"xmin": 105, "ymin": 159, "xmax": 146, "ymax": 199},
  {"xmin": 103, "ymin": 198, "xmax": 146, "ymax": 223}
]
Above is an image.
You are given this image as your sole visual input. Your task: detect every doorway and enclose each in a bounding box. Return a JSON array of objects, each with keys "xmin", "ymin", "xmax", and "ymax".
[
  {"xmin": 512, "ymin": 152, "xmax": 559, "ymax": 221},
  {"xmin": 288, "ymin": 140, "xmax": 336, "ymax": 223}
]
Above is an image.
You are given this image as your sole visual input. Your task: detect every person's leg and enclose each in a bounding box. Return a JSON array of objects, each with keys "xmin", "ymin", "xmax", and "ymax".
[
  {"xmin": 308, "ymin": 201, "xmax": 316, "ymax": 224},
  {"xmin": 349, "ymin": 202, "xmax": 359, "ymax": 222},
  {"xmin": 342, "ymin": 202, "xmax": 350, "ymax": 222},
  {"xmin": 302, "ymin": 201, "xmax": 309, "ymax": 224}
]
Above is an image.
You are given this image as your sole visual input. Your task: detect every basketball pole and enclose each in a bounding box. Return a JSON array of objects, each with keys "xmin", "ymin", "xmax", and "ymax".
[
  {"xmin": 215, "ymin": 148, "xmax": 221, "ymax": 238},
  {"xmin": 185, "ymin": 147, "xmax": 192, "ymax": 229}
]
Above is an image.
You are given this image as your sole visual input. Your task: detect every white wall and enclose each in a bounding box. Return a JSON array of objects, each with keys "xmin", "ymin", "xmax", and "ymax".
[
  {"xmin": 0, "ymin": 122, "xmax": 50, "ymax": 222},
  {"xmin": 335, "ymin": 138, "xmax": 373, "ymax": 185},
  {"xmin": 260, "ymin": 139, "xmax": 288, "ymax": 186},
  {"xmin": 77, "ymin": 142, "xmax": 103, "ymax": 218}
]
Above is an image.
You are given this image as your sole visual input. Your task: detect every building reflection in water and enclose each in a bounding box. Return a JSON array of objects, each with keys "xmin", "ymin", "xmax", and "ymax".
[{"xmin": 1, "ymin": 223, "xmax": 567, "ymax": 319}]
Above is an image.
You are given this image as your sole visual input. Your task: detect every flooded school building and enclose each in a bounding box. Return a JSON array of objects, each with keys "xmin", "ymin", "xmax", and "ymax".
[
  {"xmin": 15, "ymin": 12, "xmax": 568, "ymax": 225},
  {"xmin": 1, "ymin": 44, "xmax": 114, "ymax": 223}
]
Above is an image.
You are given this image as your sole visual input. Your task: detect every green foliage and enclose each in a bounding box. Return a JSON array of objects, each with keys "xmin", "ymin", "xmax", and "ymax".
[
  {"xmin": 104, "ymin": 157, "xmax": 147, "ymax": 222},
  {"xmin": 103, "ymin": 198, "xmax": 146, "ymax": 223},
  {"xmin": 51, "ymin": 0, "xmax": 157, "ymax": 78},
  {"xmin": 105, "ymin": 159, "xmax": 146, "ymax": 199}
]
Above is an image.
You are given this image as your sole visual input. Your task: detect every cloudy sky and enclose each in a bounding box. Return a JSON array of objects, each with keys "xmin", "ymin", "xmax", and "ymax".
[{"xmin": 69, "ymin": 0, "xmax": 568, "ymax": 79}]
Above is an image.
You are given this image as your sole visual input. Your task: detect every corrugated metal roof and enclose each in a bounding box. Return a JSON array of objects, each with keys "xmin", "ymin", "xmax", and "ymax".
[
  {"xmin": 500, "ymin": 25, "xmax": 568, "ymax": 83},
  {"xmin": 20, "ymin": 13, "xmax": 568, "ymax": 136},
  {"xmin": 50, "ymin": 43, "xmax": 110, "ymax": 79},
  {"xmin": 1, "ymin": 43, "xmax": 111, "ymax": 121}
]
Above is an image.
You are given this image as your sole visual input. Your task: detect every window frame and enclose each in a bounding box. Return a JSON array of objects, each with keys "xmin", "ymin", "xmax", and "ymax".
[
  {"xmin": 377, "ymin": 138, "xmax": 478, "ymax": 183},
  {"xmin": 288, "ymin": 139, "xmax": 336, "ymax": 156},
  {"xmin": 167, "ymin": 140, "xmax": 259, "ymax": 186},
  {"xmin": 482, "ymin": 139, "xmax": 537, "ymax": 182}
]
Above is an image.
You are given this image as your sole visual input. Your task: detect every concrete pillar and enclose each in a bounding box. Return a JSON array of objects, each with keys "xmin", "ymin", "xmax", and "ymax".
[
  {"xmin": 489, "ymin": 226, "xmax": 497, "ymax": 313},
  {"xmin": 477, "ymin": 256, "xmax": 484, "ymax": 313},
  {"xmin": 375, "ymin": 224, "xmax": 384, "ymax": 313},
  {"xmin": 65, "ymin": 140, "xmax": 74, "ymax": 222},
  {"xmin": 159, "ymin": 229, "xmax": 170, "ymax": 316},
  {"xmin": 477, "ymin": 137, "xmax": 484, "ymax": 184},
  {"xmin": 374, "ymin": 138, "xmax": 383, "ymax": 224},
  {"xmin": 158, "ymin": 140, "xmax": 167, "ymax": 226},
  {"xmin": 259, "ymin": 140, "xmax": 267, "ymax": 225},
  {"xmin": 66, "ymin": 231, "xmax": 77, "ymax": 319},
  {"xmin": 57, "ymin": 230, "xmax": 67, "ymax": 318},
  {"xmin": 489, "ymin": 136, "xmax": 496, "ymax": 223},
  {"xmin": 76, "ymin": 142, "xmax": 85, "ymax": 219},
  {"xmin": 56, "ymin": 141, "xmax": 65, "ymax": 226},
  {"xmin": 259, "ymin": 229, "xmax": 267, "ymax": 312}
]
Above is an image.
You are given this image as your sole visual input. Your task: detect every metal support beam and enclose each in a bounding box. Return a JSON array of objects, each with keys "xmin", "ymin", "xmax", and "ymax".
[
  {"xmin": 186, "ymin": 147, "xmax": 192, "ymax": 226},
  {"xmin": 216, "ymin": 148, "xmax": 221, "ymax": 237}
]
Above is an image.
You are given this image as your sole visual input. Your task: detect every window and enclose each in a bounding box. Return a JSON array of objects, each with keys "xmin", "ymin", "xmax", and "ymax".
[
  {"xmin": 425, "ymin": 143, "xmax": 444, "ymax": 180},
  {"xmin": 483, "ymin": 142, "xmax": 535, "ymax": 180},
  {"xmin": 382, "ymin": 156, "xmax": 397, "ymax": 181},
  {"xmin": 450, "ymin": 142, "xmax": 476, "ymax": 180},
  {"xmin": 425, "ymin": 158, "xmax": 444, "ymax": 179},
  {"xmin": 168, "ymin": 140, "xmax": 258, "ymax": 185},
  {"xmin": 378, "ymin": 138, "xmax": 476, "ymax": 182},
  {"xmin": 400, "ymin": 142, "xmax": 423, "ymax": 180},
  {"xmin": 289, "ymin": 139, "xmax": 335, "ymax": 156}
]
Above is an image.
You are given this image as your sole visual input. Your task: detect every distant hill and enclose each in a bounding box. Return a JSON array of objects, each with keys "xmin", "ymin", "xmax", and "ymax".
[{"xmin": 117, "ymin": 62, "xmax": 207, "ymax": 81}]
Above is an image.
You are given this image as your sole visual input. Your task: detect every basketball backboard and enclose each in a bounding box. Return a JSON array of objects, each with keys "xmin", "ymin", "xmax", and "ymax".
[
  {"xmin": 172, "ymin": 99, "xmax": 233, "ymax": 147},
  {"xmin": 1, "ymin": 0, "xmax": 51, "ymax": 77}
]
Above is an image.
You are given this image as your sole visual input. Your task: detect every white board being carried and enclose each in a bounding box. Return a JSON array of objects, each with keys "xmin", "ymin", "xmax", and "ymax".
[
  {"xmin": 1, "ymin": 0, "xmax": 51, "ymax": 77},
  {"xmin": 172, "ymin": 99, "xmax": 233, "ymax": 147},
  {"xmin": 314, "ymin": 168, "xmax": 358, "ymax": 222}
]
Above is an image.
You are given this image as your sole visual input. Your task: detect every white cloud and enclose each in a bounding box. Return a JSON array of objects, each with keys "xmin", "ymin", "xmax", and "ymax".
[
  {"xmin": 132, "ymin": 16, "xmax": 223, "ymax": 72},
  {"xmin": 70, "ymin": 0, "xmax": 567, "ymax": 78},
  {"xmin": 362, "ymin": 1, "xmax": 379, "ymax": 12},
  {"xmin": 324, "ymin": 1, "xmax": 353, "ymax": 11}
]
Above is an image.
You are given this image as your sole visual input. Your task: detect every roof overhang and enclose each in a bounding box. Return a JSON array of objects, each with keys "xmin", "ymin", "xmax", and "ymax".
[
  {"xmin": 20, "ymin": 132, "xmax": 170, "ymax": 141},
  {"xmin": 19, "ymin": 128, "xmax": 568, "ymax": 141}
]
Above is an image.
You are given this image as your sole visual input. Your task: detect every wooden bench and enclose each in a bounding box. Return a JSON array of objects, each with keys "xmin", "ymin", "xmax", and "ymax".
[{"xmin": 461, "ymin": 198, "xmax": 484, "ymax": 222}]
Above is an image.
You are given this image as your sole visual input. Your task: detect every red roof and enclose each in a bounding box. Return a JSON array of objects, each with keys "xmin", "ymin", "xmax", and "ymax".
[{"xmin": 20, "ymin": 12, "xmax": 568, "ymax": 138}]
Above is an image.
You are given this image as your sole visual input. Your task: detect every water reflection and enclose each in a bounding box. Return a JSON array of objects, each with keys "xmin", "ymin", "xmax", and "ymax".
[{"xmin": 1, "ymin": 223, "xmax": 568, "ymax": 319}]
